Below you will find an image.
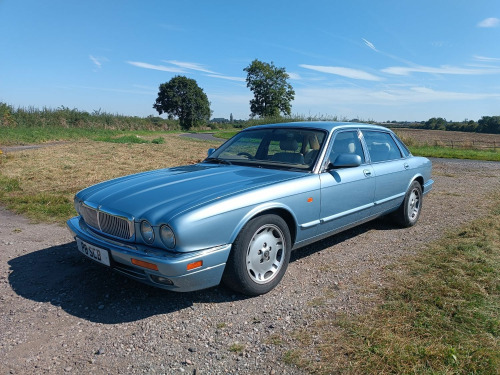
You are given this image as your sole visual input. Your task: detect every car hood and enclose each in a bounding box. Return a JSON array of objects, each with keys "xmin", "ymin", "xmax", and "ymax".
[{"xmin": 77, "ymin": 163, "xmax": 305, "ymax": 223}]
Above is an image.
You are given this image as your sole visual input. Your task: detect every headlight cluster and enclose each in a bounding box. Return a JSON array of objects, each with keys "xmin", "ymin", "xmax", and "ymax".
[
  {"xmin": 140, "ymin": 221, "xmax": 155, "ymax": 244},
  {"xmin": 140, "ymin": 220, "xmax": 176, "ymax": 249},
  {"xmin": 160, "ymin": 225, "xmax": 176, "ymax": 249},
  {"xmin": 74, "ymin": 197, "xmax": 83, "ymax": 215}
]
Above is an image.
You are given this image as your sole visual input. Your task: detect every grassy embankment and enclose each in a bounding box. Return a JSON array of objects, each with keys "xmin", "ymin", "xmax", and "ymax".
[{"xmin": 281, "ymin": 193, "xmax": 500, "ymax": 374}]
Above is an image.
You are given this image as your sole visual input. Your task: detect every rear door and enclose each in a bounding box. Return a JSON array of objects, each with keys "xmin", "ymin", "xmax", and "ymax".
[{"xmin": 361, "ymin": 130, "xmax": 411, "ymax": 215}]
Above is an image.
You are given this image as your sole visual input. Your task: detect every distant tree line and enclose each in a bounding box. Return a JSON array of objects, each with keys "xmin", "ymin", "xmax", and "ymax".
[{"xmin": 412, "ymin": 116, "xmax": 500, "ymax": 134}]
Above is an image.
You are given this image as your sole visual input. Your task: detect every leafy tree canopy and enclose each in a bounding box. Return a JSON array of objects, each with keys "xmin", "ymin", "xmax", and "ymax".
[
  {"xmin": 153, "ymin": 76, "xmax": 211, "ymax": 130},
  {"xmin": 244, "ymin": 59, "xmax": 295, "ymax": 118}
]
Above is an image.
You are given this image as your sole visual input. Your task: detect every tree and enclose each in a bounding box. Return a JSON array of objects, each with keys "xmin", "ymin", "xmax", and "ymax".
[
  {"xmin": 244, "ymin": 59, "xmax": 295, "ymax": 118},
  {"xmin": 477, "ymin": 116, "xmax": 500, "ymax": 134},
  {"xmin": 153, "ymin": 76, "xmax": 211, "ymax": 130}
]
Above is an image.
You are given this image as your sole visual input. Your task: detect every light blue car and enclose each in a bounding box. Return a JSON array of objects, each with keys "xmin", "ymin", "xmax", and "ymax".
[{"xmin": 67, "ymin": 122, "xmax": 433, "ymax": 295}]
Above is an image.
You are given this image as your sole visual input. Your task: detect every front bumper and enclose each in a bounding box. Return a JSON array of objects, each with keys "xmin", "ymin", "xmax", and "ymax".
[{"xmin": 67, "ymin": 216, "xmax": 232, "ymax": 292}]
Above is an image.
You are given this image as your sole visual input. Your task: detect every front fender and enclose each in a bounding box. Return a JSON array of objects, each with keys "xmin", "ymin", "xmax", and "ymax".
[
  {"xmin": 170, "ymin": 174, "xmax": 321, "ymax": 253},
  {"xmin": 228, "ymin": 202, "xmax": 299, "ymax": 244}
]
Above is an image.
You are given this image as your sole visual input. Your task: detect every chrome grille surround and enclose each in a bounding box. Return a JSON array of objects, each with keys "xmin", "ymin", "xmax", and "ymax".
[{"xmin": 80, "ymin": 203, "xmax": 134, "ymax": 240}]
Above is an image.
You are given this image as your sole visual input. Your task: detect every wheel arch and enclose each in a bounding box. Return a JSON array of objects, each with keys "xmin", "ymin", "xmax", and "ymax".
[
  {"xmin": 229, "ymin": 204, "xmax": 298, "ymax": 248},
  {"xmin": 407, "ymin": 174, "xmax": 424, "ymax": 192},
  {"xmin": 414, "ymin": 175, "xmax": 424, "ymax": 190}
]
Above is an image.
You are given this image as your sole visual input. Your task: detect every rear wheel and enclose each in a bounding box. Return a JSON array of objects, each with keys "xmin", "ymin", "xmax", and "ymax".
[
  {"xmin": 393, "ymin": 180, "xmax": 422, "ymax": 227},
  {"xmin": 222, "ymin": 214, "xmax": 291, "ymax": 296}
]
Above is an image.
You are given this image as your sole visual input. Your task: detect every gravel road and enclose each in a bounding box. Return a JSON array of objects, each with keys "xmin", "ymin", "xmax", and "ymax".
[{"xmin": 1, "ymin": 158, "xmax": 499, "ymax": 374}]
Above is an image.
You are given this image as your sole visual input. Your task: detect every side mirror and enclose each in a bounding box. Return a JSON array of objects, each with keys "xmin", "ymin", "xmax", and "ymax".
[
  {"xmin": 330, "ymin": 153, "xmax": 362, "ymax": 169},
  {"xmin": 207, "ymin": 148, "xmax": 216, "ymax": 157}
]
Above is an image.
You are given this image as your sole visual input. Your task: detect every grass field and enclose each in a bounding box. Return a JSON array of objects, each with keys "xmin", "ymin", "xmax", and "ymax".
[
  {"xmin": 282, "ymin": 194, "xmax": 500, "ymax": 374},
  {"xmin": 0, "ymin": 135, "xmax": 219, "ymax": 223}
]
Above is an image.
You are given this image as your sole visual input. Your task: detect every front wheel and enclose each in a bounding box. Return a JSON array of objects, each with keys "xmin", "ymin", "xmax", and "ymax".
[
  {"xmin": 393, "ymin": 180, "xmax": 423, "ymax": 227},
  {"xmin": 222, "ymin": 214, "xmax": 291, "ymax": 296}
]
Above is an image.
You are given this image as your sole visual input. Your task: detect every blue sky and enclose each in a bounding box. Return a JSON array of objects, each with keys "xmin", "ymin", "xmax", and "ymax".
[{"xmin": 1, "ymin": 0, "xmax": 499, "ymax": 121}]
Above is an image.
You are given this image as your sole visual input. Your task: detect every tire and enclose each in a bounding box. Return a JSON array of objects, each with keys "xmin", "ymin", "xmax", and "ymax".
[
  {"xmin": 222, "ymin": 214, "xmax": 291, "ymax": 296},
  {"xmin": 393, "ymin": 180, "xmax": 423, "ymax": 227}
]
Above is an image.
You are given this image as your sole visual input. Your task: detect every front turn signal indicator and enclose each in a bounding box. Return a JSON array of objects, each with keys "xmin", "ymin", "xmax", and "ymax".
[
  {"xmin": 187, "ymin": 260, "xmax": 203, "ymax": 271},
  {"xmin": 131, "ymin": 258, "xmax": 159, "ymax": 271}
]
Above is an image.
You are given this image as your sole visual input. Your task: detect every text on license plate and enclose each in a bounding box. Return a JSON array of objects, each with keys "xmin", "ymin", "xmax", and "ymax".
[{"xmin": 76, "ymin": 239, "xmax": 111, "ymax": 266}]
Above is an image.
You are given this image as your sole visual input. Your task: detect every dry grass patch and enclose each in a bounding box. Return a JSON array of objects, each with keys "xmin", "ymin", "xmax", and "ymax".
[
  {"xmin": 0, "ymin": 135, "xmax": 220, "ymax": 223},
  {"xmin": 282, "ymin": 195, "xmax": 500, "ymax": 374}
]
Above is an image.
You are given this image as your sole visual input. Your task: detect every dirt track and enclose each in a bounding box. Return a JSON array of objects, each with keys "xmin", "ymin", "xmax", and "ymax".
[{"xmin": 1, "ymin": 158, "xmax": 499, "ymax": 374}]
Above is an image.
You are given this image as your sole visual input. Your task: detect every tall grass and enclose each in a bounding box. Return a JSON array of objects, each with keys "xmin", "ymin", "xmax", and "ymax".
[
  {"xmin": 0, "ymin": 102, "xmax": 177, "ymax": 131},
  {"xmin": 0, "ymin": 103, "xmax": 184, "ymax": 145}
]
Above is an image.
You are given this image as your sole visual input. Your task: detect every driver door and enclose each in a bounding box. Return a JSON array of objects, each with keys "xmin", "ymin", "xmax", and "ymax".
[{"xmin": 319, "ymin": 130, "xmax": 375, "ymax": 235}]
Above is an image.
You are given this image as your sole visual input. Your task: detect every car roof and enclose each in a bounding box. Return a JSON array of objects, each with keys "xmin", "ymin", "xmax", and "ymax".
[{"xmin": 242, "ymin": 121, "xmax": 392, "ymax": 133}]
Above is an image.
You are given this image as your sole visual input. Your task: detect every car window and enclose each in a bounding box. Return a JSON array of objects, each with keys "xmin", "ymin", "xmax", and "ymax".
[
  {"xmin": 328, "ymin": 131, "xmax": 365, "ymax": 164},
  {"xmin": 208, "ymin": 128, "xmax": 327, "ymax": 171},
  {"xmin": 216, "ymin": 130, "xmax": 266, "ymax": 159},
  {"xmin": 362, "ymin": 131, "xmax": 402, "ymax": 162},
  {"xmin": 392, "ymin": 134, "xmax": 411, "ymax": 157}
]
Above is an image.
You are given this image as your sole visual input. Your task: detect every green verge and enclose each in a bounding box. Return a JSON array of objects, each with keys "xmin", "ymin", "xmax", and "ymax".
[
  {"xmin": 282, "ymin": 195, "xmax": 500, "ymax": 374},
  {"xmin": 0, "ymin": 174, "xmax": 72, "ymax": 223},
  {"xmin": 0, "ymin": 126, "xmax": 175, "ymax": 146},
  {"xmin": 409, "ymin": 145, "xmax": 500, "ymax": 162},
  {"xmin": 214, "ymin": 130, "xmax": 239, "ymax": 140}
]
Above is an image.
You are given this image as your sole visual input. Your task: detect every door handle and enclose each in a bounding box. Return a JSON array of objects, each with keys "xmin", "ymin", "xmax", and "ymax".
[
  {"xmin": 363, "ymin": 169, "xmax": 372, "ymax": 177},
  {"xmin": 404, "ymin": 163, "xmax": 410, "ymax": 170}
]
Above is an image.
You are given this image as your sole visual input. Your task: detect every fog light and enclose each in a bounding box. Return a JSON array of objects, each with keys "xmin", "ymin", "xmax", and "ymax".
[{"xmin": 150, "ymin": 275, "xmax": 174, "ymax": 286}]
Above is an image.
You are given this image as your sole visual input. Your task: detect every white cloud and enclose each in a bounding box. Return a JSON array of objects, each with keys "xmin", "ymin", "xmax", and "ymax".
[
  {"xmin": 287, "ymin": 72, "xmax": 302, "ymax": 80},
  {"xmin": 362, "ymin": 38, "xmax": 378, "ymax": 52},
  {"xmin": 164, "ymin": 60, "xmax": 216, "ymax": 73},
  {"xmin": 127, "ymin": 61, "xmax": 185, "ymax": 73},
  {"xmin": 382, "ymin": 64, "xmax": 500, "ymax": 76},
  {"xmin": 477, "ymin": 17, "xmax": 500, "ymax": 28},
  {"xmin": 205, "ymin": 74, "xmax": 246, "ymax": 82},
  {"xmin": 90, "ymin": 55, "xmax": 108, "ymax": 69},
  {"xmin": 295, "ymin": 86, "xmax": 500, "ymax": 107},
  {"xmin": 300, "ymin": 64, "xmax": 382, "ymax": 81},
  {"xmin": 473, "ymin": 55, "xmax": 500, "ymax": 62}
]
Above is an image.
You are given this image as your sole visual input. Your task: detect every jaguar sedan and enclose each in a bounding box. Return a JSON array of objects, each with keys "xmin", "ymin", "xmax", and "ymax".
[{"xmin": 67, "ymin": 122, "xmax": 433, "ymax": 295}]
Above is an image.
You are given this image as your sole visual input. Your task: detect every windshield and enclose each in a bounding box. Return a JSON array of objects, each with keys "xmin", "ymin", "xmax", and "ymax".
[{"xmin": 204, "ymin": 127, "xmax": 327, "ymax": 171}]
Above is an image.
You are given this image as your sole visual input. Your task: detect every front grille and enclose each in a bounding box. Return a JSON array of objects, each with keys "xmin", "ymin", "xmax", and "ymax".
[{"xmin": 80, "ymin": 204, "xmax": 134, "ymax": 240}]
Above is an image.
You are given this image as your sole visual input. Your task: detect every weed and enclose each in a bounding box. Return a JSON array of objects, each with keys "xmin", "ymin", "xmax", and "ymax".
[
  {"xmin": 229, "ymin": 343, "xmax": 245, "ymax": 353},
  {"xmin": 151, "ymin": 137, "xmax": 165, "ymax": 144}
]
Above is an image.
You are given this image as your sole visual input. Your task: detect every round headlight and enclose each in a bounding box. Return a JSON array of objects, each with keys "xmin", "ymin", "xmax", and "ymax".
[
  {"xmin": 160, "ymin": 225, "xmax": 176, "ymax": 249},
  {"xmin": 74, "ymin": 197, "xmax": 83, "ymax": 215},
  {"xmin": 140, "ymin": 221, "xmax": 155, "ymax": 244}
]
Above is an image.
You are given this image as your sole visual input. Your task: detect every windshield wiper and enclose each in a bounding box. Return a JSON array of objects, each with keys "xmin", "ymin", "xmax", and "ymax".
[{"xmin": 204, "ymin": 157, "xmax": 232, "ymax": 165}]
